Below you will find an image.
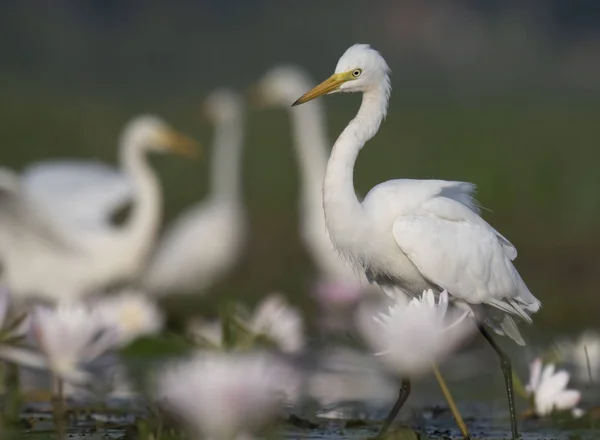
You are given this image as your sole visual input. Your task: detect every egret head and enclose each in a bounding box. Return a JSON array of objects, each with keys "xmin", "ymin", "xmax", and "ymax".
[
  {"xmin": 252, "ymin": 66, "xmax": 314, "ymax": 107},
  {"xmin": 293, "ymin": 44, "xmax": 391, "ymax": 106},
  {"xmin": 202, "ymin": 89, "xmax": 244, "ymax": 123},
  {"xmin": 121, "ymin": 115, "xmax": 198, "ymax": 158}
]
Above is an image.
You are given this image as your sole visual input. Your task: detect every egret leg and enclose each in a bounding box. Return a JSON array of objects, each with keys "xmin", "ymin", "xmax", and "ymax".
[
  {"xmin": 431, "ymin": 363, "xmax": 470, "ymax": 439},
  {"xmin": 479, "ymin": 325, "xmax": 519, "ymax": 440},
  {"xmin": 378, "ymin": 377, "xmax": 411, "ymax": 437}
]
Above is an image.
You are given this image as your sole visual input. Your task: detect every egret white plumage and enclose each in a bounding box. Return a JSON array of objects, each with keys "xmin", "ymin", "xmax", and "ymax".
[
  {"xmin": 144, "ymin": 89, "xmax": 247, "ymax": 295},
  {"xmin": 292, "ymin": 44, "xmax": 541, "ymax": 438},
  {"xmin": 0, "ymin": 116, "xmax": 196, "ymax": 302}
]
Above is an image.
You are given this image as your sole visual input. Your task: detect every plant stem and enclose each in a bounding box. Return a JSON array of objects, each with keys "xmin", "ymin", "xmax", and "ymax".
[
  {"xmin": 584, "ymin": 345, "xmax": 594, "ymax": 384},
  {"xmin": 52, "ymin": 374, "xmax": 66, "ymax": 438},
  {"xmin": 4, "ymin": 362, "xmax": 20, "ymax": 425},
  {"xmin": 431, "ymin": 363, "xmax": 470, "ymax": 439}
]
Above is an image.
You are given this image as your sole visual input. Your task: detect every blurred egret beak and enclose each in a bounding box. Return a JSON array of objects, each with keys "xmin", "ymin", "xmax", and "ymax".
[
  {"xmin": 158, "ymin": 129, "xmax": 199, "ymax": 158},
  {"xmin": 292, "ymin": 72, "xmax": 348, "ymax": 106}
]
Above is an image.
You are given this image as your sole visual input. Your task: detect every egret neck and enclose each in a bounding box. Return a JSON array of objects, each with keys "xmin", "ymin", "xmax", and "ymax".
[
  {"xmin": 209, "ymin": 111, "xmax": 244, "ymax": 204},
  {"xmin": 119, "ymin": 137, "xmax": 161, "ymax": 254},
  {"xmin": 323, "ymin": 85, "xmax": 389, "ymax": 241},
  {"xmin": 290, "ymin": 102, "xmax": 329, "ymax": 219}
]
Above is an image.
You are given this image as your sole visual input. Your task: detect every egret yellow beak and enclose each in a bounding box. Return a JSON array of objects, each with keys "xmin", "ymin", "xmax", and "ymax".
[
  {"xmin": 157, "ymin": 129, "xmax": 199, "ymax": 158},
  {"xmin": 292, "ymin": 72, "xmax": 350, "ymax": 106}
]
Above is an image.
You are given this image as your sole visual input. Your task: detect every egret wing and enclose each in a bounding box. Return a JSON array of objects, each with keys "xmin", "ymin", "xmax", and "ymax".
[
  {"xmin": 0, "ymin": 168, "xmax": 75, "ymax": 251},
  {"xmin": 392, "ymin": 196, "xmax": 537, "ymax": 318},
  {"xmin": 21, "ymin": 161, "xmax": 133, "ymax": 229}
]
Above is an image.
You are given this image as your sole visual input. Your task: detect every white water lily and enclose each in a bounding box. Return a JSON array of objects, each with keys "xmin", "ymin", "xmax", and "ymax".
[
  {"xmin": 526, "ymin": 358, "xmax": 583, "ymax": 417},
  {"xmin": 357, "ymin": 289, "xmax": 475, "ymax": 376},
  {"xmin": 187, "ymin": 294, "xmax": 304, "ymax": 354},
  {"xmin": 249, "ymin": 294, "xmax": 304, "ymax": 354},
  {"xmin": 93, "ymin": 289, "xmax": 164, "ymax": 347},
  {"xmin": 156, "ymin": 352, "xmax": 299, "ymax": 439},
  {"xmin": 31, "ymin": 302, "xmax": 118, "ymax": 380}
]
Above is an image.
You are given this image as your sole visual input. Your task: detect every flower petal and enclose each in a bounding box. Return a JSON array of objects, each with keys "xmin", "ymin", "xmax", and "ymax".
[
  {"xmin": 437, "ymin": 291, "xmax": 449, "ymax": 318},
  {"xmin": 424, "ymin": 289, "xmax": 435, "ymax": 307},
  {"xmin": 552, "ymin": 390, "xmax": 581, "ymax": 411},
  {"xmin": 526, "ymin": 358, "xmax": 542, "ymax": 393},
  {"xmin": 539, "ymin": 370, "xmax": 570, "ymax": 398},
  {"xmin": 541, "ymin": 363, "xmax": 556, "ymax": 383}
]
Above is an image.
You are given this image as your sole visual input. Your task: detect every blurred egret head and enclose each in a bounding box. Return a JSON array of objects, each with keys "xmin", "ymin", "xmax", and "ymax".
[
  {"xmin": 252, "ymin": 66, "xmax": 315, "ymax": 108},
  {"xmin": 120, "ymin": 115, "xmax": 198, "ymax": 158},
  {"xmin": 201, "ymin": 89, "xmax": 244, "ymax": 123},
  {"xmin": 293, "ymin": 44, "xmax": 391, "ymax": 106}
]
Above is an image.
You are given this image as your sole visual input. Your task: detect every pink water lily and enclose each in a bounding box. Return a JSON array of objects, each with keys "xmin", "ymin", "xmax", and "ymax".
[{"xmin": 156, "ymin": 352, "xmax": 300, "ymax": 439}]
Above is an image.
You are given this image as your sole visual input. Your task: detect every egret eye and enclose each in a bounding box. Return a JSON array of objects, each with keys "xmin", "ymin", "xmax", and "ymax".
[{"xmin": 352, "ymin": 69, "xmax": 362, "ymax": 78}]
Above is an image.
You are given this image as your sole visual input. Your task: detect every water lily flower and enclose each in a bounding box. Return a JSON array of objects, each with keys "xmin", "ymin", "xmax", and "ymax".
[
  {"xmin": 249, "ymin": 294, "xmax": 304, "ymax": 354},
  {"xmin": 93, "ymin": 289, "xmax": 164, "ymax": 347},
  {"xmin": 357, "ymin": 289, "xmax": 475, "ymax": 376},
  {"xmin": 156, "ymin": 352, "xmax": 299, "ymax": 439},
  {"xmin": 526, "ymin": 358, "xmax": 584, "ymax": 417},
  {"xmin": 31, "ymin": 302, "xmax": 118, "ymax": 381},
  {"xmin": 187, "ymin": 294, "xmax": 304, "ymax": 354}
]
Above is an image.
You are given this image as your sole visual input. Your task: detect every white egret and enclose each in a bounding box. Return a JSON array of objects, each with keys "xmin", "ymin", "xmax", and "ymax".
[
  {"xmin": 144, "ymin": 89, "xmax": 247, "ymax": 295},
  {"xmin": 254, "ymin": 67, "xmax": 379, "ymax": 324},
  {"xmin": 292, "ymin": 44, "xmax": 541, "ymax": 438},
  {"xmin": 0, "ymin": 116, "xmax": 196, "ymax": 302}
]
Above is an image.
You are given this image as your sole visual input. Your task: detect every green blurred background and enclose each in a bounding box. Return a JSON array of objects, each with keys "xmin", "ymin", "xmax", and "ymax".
[{"xmin": 0, "ymin": 1, "xmax": 598, "ymax": 333}]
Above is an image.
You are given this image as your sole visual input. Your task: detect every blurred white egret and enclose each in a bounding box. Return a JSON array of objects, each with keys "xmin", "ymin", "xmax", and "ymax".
[
  {"xmin": 292, "ymin": 44, "xmax": 541, "ymax": 438},
  {"xmin": 255, "ymin": 67, "xmax": 347, "ymax": 279},
  {"xmin": 255, "ymin": 67, "xmax": 379, "ymax": 327},
  {"xmin": 144, "ymin": 89, "xmax": 247, "ymax": 295},
  {"xmin": 0, "ymin": 116, "xmax": 196, "ymax": 302}
]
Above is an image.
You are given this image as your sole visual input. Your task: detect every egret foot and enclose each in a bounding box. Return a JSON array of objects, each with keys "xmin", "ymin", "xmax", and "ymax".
[
  {"xmin": 378, "ymin": 377, "xmax": 411, "ymax": 437},
  {"xmin": 479, "ymin": 325, "xmax": 519, "ymax": 439}
]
